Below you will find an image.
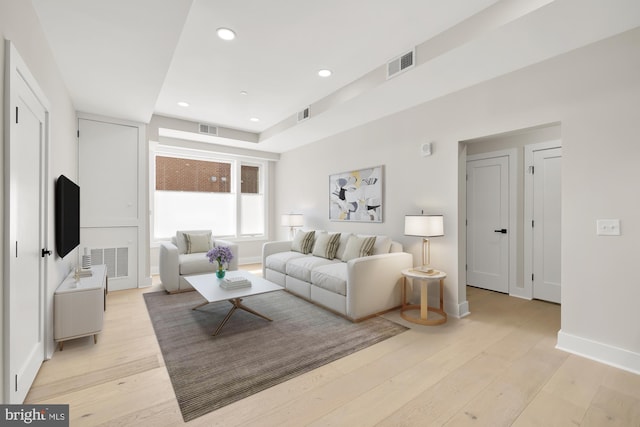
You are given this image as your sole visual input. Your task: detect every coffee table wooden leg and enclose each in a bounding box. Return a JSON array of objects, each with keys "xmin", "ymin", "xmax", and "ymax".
[
  {"xmin": 212, "ymin": 298, "xmax": 273, "ymax": 336},
  {"xmin": 236, "ymin": 299, "xmax": 273, "ymax": 322},
  {"xmin": 213, "ymin": 303, "xmax": 239, "ymax": 336},
  {"xmin": 192, "ymin": 301, "xmax": 209, "ymax": 310}
]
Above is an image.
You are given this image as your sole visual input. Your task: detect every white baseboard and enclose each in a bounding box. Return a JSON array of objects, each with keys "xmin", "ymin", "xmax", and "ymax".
[
  {"xmin": 447, "ymin": 300, "xmax": 470, "ymax": 319},
  {"xmin": 557, "ymin": 330, "xmax": 640, "ymax": 375},
  {"xmin": 458, "ymin": 300, "xmax": 470, "ymax": 318}
]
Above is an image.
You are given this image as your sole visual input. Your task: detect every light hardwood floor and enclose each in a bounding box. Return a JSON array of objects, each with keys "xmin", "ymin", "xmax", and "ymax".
[{"xmin": 27, "ymin": 267, "xmax": 640, "ymax": 426}]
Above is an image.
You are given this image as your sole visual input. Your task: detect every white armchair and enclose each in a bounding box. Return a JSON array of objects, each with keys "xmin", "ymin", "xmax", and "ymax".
[{"xmin": 159, "ymin": 230, "xmax": 238, "ymax": 293}]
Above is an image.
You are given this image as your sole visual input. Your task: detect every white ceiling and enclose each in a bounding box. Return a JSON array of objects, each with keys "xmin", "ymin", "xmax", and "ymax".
[{"xmin": 32, "ymin": 0, "xmax": 640, "ymax": 153}]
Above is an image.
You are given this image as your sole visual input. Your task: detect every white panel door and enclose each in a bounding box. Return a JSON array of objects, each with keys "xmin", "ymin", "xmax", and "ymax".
[
  {"xmin": 79, "ymin": 119, "xmax": 139, "ymax": 225},
  {"xmin": 467, "ymin": 156, "xmax": 509, "ymax": 293},
  {"xmin": 532, "ymin": 148, "xmax": 562, "ymax": 303},
  {"xmin": 6, "ymin": 59, "xmax": 48, "ymax": 403}
]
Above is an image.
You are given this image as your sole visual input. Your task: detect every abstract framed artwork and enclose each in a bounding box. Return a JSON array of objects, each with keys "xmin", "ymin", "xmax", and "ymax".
[{"xmin": 329, "ymin": 165, "xmax": 383, "ymax": 222}]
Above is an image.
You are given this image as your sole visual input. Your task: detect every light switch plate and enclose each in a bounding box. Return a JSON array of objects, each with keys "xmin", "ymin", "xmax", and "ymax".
[{"xmin": 596, "ymin": 219, "xmax": 621, "ymax": 236}]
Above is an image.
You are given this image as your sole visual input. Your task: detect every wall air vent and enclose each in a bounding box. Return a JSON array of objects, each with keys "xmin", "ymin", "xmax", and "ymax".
[
  {"xmin": 199, "ymin": 123, "xmax": 218, "ymax": 136},
  {"xmin": 386, "ymin": 49, "xmax": 415, "ymax": 79},
  {"xmin": 297, "ymin": 107, "xmax": 310, "ymax": 123}
]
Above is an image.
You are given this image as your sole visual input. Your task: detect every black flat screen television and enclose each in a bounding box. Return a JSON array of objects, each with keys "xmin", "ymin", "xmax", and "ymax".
[{"xmin": 55, "ymin": 174, "xmax": 80, "ymax": 258}]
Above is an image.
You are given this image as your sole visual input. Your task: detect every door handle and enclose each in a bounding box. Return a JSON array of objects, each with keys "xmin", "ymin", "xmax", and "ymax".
[
  {"xmin": 41, "ymin": 248, "xmax": 52, "ymax": 257},
  {"xmin": 494, "ymin": 229, "xmax": 507, "ymax": 234}
]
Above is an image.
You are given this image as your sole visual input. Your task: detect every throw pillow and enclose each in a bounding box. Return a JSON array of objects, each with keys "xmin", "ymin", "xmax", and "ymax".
[
  {"xmin": 335, "ymin": 233, "xmax": 352, "ymax": 260},
  {"xmin": 185, "ymin": 232, "xmax": 211, "ymax": 254},
  {"xmin": 312, "ymin": 232, "xmax": 341, "ymax": 259},
  {"xmin": 341, "ymin": 235, "xmax": 376, "ymax": 262},
  {"xmin": 291, "ymin": 230, "xmax": 315, "ymax": 254},
  {"xmin": 359, "ymin": 235, "xmax": 393, "ymax": 255}
]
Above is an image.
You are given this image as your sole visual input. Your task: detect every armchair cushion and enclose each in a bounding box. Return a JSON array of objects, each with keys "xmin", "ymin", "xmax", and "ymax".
[{"xmin": 179, "ymin": 253, "xmax": 214, "ymax": 275}]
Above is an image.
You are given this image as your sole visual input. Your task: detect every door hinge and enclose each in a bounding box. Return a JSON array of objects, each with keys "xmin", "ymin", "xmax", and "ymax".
[
  {"xmin": 528, "ymin": 165, "xmax": 534, "ymax": 174},
  {"xmin": 532, "ymin": 220, "xmax": 535, "ymax": 228},
  {"xmin": 77, "ymin": 130, "xmax": 80, "ymax": 138},
  {"xmin": 532, "ymin": 273, "xmax": 534, "ymax": 281},
  {"xmin": 16, "ymin": 106, "xmax": 19, "ymax": 123},
  {"xmin": 465, "ymin": 264, "xmax": 468, "ymax": 271},
  {"xmin": 15, "ymin": 374, "xmax": 18, "ymax": 392},
  {"xmin": 15, "ymin": 241, "xmax": 18, "ymax": 258}
]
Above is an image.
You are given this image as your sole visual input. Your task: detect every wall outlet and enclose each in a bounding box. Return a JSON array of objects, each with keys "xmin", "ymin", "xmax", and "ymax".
[{"xmin": 596, "ymin": 219, "xmax": 621, "ymax": 236}]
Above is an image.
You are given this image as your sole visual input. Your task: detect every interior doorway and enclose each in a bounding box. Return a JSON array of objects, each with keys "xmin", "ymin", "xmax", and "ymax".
[
  {"xmin": 463, "ymin": 124, "xmax": 562, "ymax": 302},
  {"xmin": 4, "ymin": 41, "xmax": 51, "ymax": 403}
]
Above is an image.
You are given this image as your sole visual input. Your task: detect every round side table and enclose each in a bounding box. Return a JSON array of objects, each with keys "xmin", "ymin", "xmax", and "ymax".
[{"xmin": 400, "ymin": 268, "xmax": 447, "ymax": 325}]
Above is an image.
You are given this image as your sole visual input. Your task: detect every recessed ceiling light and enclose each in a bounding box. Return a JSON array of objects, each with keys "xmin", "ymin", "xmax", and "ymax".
[
  {"xmin": 240, "ymin": 91, "xmax": 248, "ymax": 96},
  {"xmin": 177, "ymin": 101, "xmax": 189, "ymax": 107},
  {"xmin": 250, "ymin": 117, "xmax": 260, "ymax": 122},
  {"xmin": 318, "ymin": 69, "xmax": 332, "ymax": 77},
  {"xmin": 216, "ymin": 27, "xmax": 236, "ymax": 41}
]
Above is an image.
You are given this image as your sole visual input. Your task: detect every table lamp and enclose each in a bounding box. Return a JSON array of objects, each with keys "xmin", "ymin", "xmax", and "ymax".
[
  {"xmin": 404, "ymin": 214, "xmax": 444, "ymax": 273},
  {"xmin": 281, "ymin": 213, "xmax": 304, "ymax": 239}
]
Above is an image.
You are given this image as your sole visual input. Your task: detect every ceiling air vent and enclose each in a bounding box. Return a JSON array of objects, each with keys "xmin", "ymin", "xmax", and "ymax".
[
  {"xmin": 199, "ymin": 123, "xmax": 218, "ymax": 136},
  {"xmin": 386, "ymin": 49, "xmax": 415, "ymax": 79},
  {"xmin": 297, "ymin": 107, "xmax": 310, "ymax": 123}
]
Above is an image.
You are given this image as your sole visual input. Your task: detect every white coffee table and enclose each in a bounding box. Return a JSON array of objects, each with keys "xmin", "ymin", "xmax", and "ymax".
[{"xmin": 185, "ymin": 270, "xmax": 284, "ymax": 336}]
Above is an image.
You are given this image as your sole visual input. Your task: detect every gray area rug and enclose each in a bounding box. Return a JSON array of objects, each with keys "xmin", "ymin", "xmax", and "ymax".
[{"xmin": 143, "ymin": 289, "xmax": 407, "ymax": 422}]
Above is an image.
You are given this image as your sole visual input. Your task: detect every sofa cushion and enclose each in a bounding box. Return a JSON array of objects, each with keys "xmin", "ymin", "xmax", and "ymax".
[
  {"xmin": 341, "ymin": 235, "xmax": 376, "ymax": 262},
  {"xmin": 291, "ymin": 230, "xmax": 315, "ymax": 254},
  {"xmin": 286, "ymin": 256, "xmax": 338, "ymax": 282},
  {"xmin": 185, "ymin": 232, "xmax": 212, "ymax": 254},
  {"xmin": 265, "ymin": 251, "xmax": 307, "ymax": 274},
  {"xmin": 178, "ymin": 253, "xmax": 215, "ymax": 275},
  {"xmin": 311, "ymin": 262, "xmax": 347, "ymax": 296},
  {"xmin": 312, "ymin": 232, "xmax": 341, "ymax": 259}
]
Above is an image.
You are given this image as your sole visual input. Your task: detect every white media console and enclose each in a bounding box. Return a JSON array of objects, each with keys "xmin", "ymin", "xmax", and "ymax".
[{"xmin": 54, "ymin": 264, "xmax": 108, "ymax": 350}]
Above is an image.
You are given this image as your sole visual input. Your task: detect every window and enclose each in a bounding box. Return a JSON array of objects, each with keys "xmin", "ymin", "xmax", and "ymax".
[{"xmin": 152, "ymin": 148, "xmax": 266, "ymax": 240}]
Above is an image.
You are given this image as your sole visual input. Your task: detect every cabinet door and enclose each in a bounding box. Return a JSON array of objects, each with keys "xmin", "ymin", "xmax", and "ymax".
[
  {"xmin": 79, "ymin": 119, "xmax": 138, "ymax": 225},
  {"xmin": 54, "ymin": 289, "xmax": 104, "ymax": 340}
]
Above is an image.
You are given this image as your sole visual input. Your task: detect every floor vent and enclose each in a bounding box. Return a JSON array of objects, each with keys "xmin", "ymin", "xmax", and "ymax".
[
  {"xmin": 91, "ymin": 247, "xmax": 129, "ymax": 278},
  {"xmin": 199, "ymin": 123, "xmax": 218, "ymax": 136},
  {"xmin": 386, "ymin": 49, "xmax": 415, "ymax": 79},
  {"xmin": 297, "ymin": 107, "xmax": 310, "ymax": 123}
]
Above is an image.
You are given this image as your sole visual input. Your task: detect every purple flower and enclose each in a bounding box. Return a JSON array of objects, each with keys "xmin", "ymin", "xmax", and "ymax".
[{"xmin": 206, "ymin": 246, "xmax": 234, "ymax": 268}]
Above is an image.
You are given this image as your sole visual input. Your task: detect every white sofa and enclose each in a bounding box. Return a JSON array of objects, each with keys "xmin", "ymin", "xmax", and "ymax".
[
  {"xmin": 159, "ymin": 230, "xmax": 239, "ymax": 293},
  {"xmin": 263, "ymin": 231, "xmax": 412, "ymax": 321}
]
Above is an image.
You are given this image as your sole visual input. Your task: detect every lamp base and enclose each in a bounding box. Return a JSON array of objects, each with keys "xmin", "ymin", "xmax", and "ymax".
[{"xmin": 413, "ymin": 265, "xmax": 435, "ymax": 274}]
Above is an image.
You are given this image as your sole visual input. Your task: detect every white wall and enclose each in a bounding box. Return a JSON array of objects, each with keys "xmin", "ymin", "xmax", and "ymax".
[
  {"xmin": 275, "ymin": 28, "xmax": 640, "ymax": 372},
  {"xmin": 1, "ymin": 0, "xmax": 79, "ymax": 398}
]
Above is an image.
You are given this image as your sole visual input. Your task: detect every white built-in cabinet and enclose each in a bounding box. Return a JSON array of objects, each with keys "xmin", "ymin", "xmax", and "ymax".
[{"xmin": 78, "ymin": 116, "xmax": 149, "ymax": 290}]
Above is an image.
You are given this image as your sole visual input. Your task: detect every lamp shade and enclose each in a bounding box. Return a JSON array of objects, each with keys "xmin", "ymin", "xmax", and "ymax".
[
  {"xmin": 281, "ymin": 213, "xmax": 304, "ymax": 227},
  {"xmin": 404, "ymin": 215, "xmax": 444, "ymax": 237}
]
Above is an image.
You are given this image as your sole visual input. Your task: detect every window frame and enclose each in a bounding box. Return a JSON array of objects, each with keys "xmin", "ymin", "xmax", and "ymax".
[{"xmin": 149, "ymin": 143, "xmax": 268, "ymax": 244}]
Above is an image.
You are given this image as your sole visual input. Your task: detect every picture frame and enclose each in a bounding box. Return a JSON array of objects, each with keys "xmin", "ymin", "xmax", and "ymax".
[{"xmin": 329, "ymin": 165, "xmax": 383, "ymax": 222}]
